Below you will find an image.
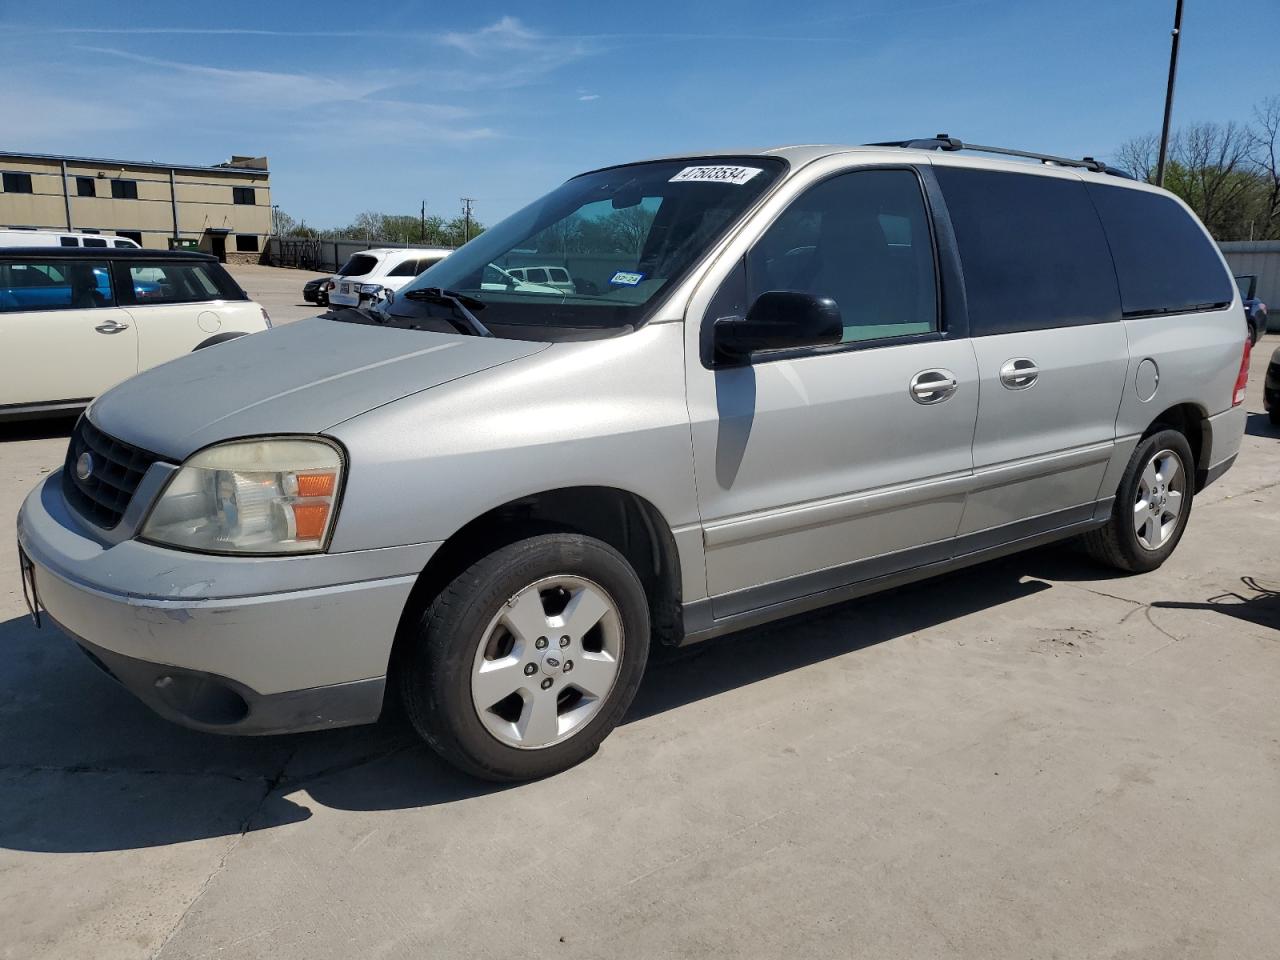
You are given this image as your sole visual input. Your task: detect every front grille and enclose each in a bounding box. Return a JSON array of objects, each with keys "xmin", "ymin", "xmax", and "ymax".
[{"xmin": 62, "ymin": 417, "xmax": 164, "ymax": 529}]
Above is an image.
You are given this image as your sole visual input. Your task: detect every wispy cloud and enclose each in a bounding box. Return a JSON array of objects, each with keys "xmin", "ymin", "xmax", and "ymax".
[{"xmin": 578, "ymin": 94, "xmax": 600, "ymax": 102}]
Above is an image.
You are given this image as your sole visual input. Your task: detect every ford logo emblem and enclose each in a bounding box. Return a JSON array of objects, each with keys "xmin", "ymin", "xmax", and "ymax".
[{"xmin": 75, "ymin": 451, "xmax": 94, "ymax": 482}]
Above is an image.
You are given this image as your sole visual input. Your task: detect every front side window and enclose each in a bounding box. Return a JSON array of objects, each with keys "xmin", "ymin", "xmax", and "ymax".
[
  {"xmin": 0, "ymin": 260, "xmax": 113, "ymax": 312},
  {"xmin": 1087, "ymin": 183, "xmax": 1234, "ymax": 317},
  {"xmin": 127, "ymin": 262, "xmax": 233, "ymax": 304},
  {"xmin": 2, "ymin": 172, "xmax": 34, "ymax": 194},
  {"xmin": 935, "ymin": 167, "xmax": 1120, "ymax": 335},
  {"xmin": 111, "ymin": 179, "xmax": 138, "ymax": 200},
  {"xmin": 387, "ymin": 257, "xmax": 423, "ymax": 277},
  {"xmin": 387, "ymin": 157, "xmax": 786, "ymax": 338},
  {"xmin": 746, "ymin": 168, "xmax": 938, "ymax": 343},
  {"xmin": 76, "ymin": 176, "xmax": 96, "ymax": 197}
]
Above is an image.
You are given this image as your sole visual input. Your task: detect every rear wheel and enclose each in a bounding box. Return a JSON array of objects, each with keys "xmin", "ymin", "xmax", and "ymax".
[
  {"xmin": 1081, "ymin": 429, "xmax": 1194, "ymax": 573},
  {"xmin": 398, "ymin": 534, "xmax": 649, "ymax": 781}
]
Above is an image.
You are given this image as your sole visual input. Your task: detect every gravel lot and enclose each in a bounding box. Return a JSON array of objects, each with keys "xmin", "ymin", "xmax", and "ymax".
[{"xmin": 0, "ymin": 321, "xmax": 1277, "ymax": 959}]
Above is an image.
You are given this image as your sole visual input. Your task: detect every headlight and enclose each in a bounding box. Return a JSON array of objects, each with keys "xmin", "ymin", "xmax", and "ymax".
[{"xmin": 142, "ymin": 438, "xmax": 344, "ymax": 554}]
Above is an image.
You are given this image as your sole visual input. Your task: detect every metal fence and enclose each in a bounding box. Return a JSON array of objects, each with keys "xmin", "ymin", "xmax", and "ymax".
[
  {"xmin": 266, "ymin": 237, "xmax": 454, "ymax": 273},
  {"xmin": 1220, "ymin": 241, "xmax": 1280, "ymax": 332}
]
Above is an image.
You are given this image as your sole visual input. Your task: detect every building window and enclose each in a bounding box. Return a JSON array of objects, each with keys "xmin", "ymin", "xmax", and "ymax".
[
  {"xmin": 2, "ymin": 172, "xmax": 34, "ymax": 193},
  {"xmin": 233, "ymin": 187, "xmax": 256, "ymax": 205},
  {"xmin": 76, "ymin": 176, "xmax": 96, "ymax": 197},
  {"xmin": 111, "ymin": 179, "xmax": 138, "ymax": 200},
  {"xmin": 234, "ymin": 234, "xmax": 260, "ymax": 252},
  {"xmin": 115, "ymin": 231, "xmax": 143, "ymax": 246}
]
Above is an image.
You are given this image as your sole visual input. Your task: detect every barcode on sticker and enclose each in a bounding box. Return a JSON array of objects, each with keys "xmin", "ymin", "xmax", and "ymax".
[{"xmin": 669, "ymin": 165, "xmax": 763, "ymax": 185}]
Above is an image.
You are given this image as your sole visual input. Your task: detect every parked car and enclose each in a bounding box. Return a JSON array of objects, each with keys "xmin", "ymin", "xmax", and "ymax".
[
  {"xmin": 1, "ymin": 247, "xmax": 269, "ymax": 421},
  {"xmin": 327, "ymin": 247, "xmax": 452, "ymax": 309},
  {"xmin": 303, "ymin": 275, "xmax": 332, "ymax": 306},
  {"xmin": 1265, "ymin": 345, "xmax": 1280, "ymax": 425},
  {"xmin": 17, "ymin": 142, "xmax": 1248, "ymax": 782},
  {"xmin": 1235, "ymin": 274, "xmax": 1268, "ymax": 344},
  {"xmin": 0, "ymin": 228, "xmax": 141, "ymax": 249},
  {"xmin": 505, "ymin": 265, "xmax": 576, "ymax": 293}
]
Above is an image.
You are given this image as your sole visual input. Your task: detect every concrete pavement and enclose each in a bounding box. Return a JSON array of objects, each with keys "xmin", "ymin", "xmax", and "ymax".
[{"xmin": 0, "ymin": 338, "xmax": 1277, "ymax": 959}]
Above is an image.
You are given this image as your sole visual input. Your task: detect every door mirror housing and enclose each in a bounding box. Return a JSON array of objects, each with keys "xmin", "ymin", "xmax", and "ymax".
[{"xmin": 714, "ymin": 291, "xmax": 842, "ymax": 365}]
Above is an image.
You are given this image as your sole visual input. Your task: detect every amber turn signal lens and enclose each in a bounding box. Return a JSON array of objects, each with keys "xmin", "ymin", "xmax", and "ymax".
[
  {"xmin": 295, "ymin": 472, "xmax": 336, "ymax": 498},
  {"xmin": 291, "ymin": 502, "xmax": 330, "ymax": 540}
]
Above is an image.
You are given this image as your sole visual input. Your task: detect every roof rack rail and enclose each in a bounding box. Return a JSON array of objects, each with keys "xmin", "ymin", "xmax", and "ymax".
[{"xmin": 867, "ymin": 134, "xmax": 1134, "ymax": 179}]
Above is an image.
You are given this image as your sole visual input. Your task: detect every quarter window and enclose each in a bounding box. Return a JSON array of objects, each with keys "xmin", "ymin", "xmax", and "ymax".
[
  {"xmin": 127, "ymin": 262, "xmax": 226, "ymax": 304},
  {"xmin": 111, "ymin": 179, "xmax": 138, "ymax": 200},
  {"xmin": 1086, "ymin": 183, "xmax": 1234, "ymax": 317},
  {"xmin": 233, "ymin": 187, "xmax": 256, "ymax": 205},
  {"xmin": 747, "ymin": 168, "xmax": 938, "ymax": 343},
  {"xmin": 0, "ymin": 260, "xmax": 113, "ymax": 312},
  {"xmin": 76, "ymin": 176, "xmax": 96, "ymax": 197},
  {"xmin": 336, "ymin": 254, "xmax": 377, "ymax": 278},
  {"xmin": 2, "ymin": 172, "xmax": 34, "ymax": 194},
  {"xmin": 934, "ymin": 167, "xmax": 1120, "ymax": 336}
]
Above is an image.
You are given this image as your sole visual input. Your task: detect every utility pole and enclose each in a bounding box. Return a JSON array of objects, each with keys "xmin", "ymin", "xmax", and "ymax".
[
  {"xmin": 1155, "ymin": 0, "xmax": 1184, "ymax": 187},
  {"xmin": 461, "ymin": 197, "xmax": 475, "ymax": 244},
  {"xmin": 420, "ymin": 200, "xmax": 426, "ymax": 244}
]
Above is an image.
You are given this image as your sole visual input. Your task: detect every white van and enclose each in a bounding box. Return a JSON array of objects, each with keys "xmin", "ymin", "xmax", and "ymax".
[
  {"xmin": 328, "ymin": 247, "xmax": 453, "ymax": 308},
  {"xmin": 505, "ymin": 265, "xmax": 576, "ymax": 293},
  {"xmin": 0, "ymin": 229, "xmax": 141, "ymax": 250}
]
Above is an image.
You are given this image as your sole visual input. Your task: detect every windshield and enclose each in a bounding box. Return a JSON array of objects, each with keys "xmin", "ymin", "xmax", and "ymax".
[{"xmin": 387, "ymin": 157, "xmax": 785, "ymax": 338}]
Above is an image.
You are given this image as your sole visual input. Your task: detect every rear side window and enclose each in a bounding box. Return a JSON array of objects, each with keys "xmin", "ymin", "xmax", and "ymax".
[
  {"xmin": 82, "ymin": 237, "xmax": 108, "ymax": 247},
  {"xmin": 935, "ymin": 167, "xmax": 1120, "ymax": 336},
  {"xmin": 387, "ymin": 258, "xmax": 423, "ymax": 277},
  {"xmin": 550, "ymin": 268, "xmax": 570, "ymax": 282},
  {"xmin": 1086, "ymin": 184, "xmax": 1234, "ymax": 317},
  {"xmin": 59, "ymin": 237, "xmax": 79, "ymax": 247},
  {"xmin": 527, "ymin": 268, "xmax": 549, "ymax": 283},
  {"xmin": 126, "ymin": 261, "xmax": 240, "ymax": 304},
  {"xmin": 0, "ymin": 260, "xmax": 113, "ymax": 312},
  {"xmin": 337, "ymin": 254, "xmax": 377, "ymax": 278}
]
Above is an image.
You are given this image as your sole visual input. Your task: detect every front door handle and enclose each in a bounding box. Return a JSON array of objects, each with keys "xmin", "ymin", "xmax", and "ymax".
[
  {"xmin": 909, "ymin": 368, "xmax": 959, "ymax": 404},
  {"xmin": 94, "ymin": 320, "xmax": 130, "ymax": 334},
  {"xmin": 999, "ymin": 358, "xmax": 1038, "ymax": 389}
]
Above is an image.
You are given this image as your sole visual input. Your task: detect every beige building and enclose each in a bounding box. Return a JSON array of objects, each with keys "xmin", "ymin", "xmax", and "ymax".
[{"xmin": 0, "ymin": 150, "xmax": 271, "ymax": 262}]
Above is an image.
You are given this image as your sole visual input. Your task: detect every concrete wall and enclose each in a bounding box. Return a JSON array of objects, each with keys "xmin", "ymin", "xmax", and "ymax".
[
  {"xmin": 1220, "ymin": 241, "xmax": 1280, "ymax": 332},
  {"xmin": 0, "ymin": 152, "xmax": 271, "ymax": 259}
]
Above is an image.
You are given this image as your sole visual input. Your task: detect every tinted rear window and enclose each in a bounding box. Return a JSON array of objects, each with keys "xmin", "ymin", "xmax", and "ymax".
[
  {"xmin": 337, "ymin": 254, "xmax": 377, "ymax": 278},
  {"xmin": 1086, "ymin": 183, "xmax": 1234, "ymax": 317},
  {"xmin": 935, "ymin": 167, "xmax": 1120, "ymax": 336},
  {"xmin": 125, "ymin": 261, "xmax": 244, "ymax": 304}
]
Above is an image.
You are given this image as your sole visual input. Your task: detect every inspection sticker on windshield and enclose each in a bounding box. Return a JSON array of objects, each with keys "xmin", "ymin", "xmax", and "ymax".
[
  {"xmin": 610, "ymin": 271, "xmax": 645, "ymax": 286},
  {"xmin": 669, "ymin": 165, "xmax": 763, "ymax": 185}
]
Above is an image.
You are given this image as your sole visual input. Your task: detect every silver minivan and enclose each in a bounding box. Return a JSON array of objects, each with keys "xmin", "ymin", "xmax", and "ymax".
[{"xmin": 17, "ymin": 140, "xmax": 1250, "ymax": 781}]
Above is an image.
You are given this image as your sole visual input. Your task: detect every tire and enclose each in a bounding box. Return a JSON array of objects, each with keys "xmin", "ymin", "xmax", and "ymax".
[
  {"xmin": 1081, "ymin": 428, "xmax": 1195, "ymax": 573},
  {"xmin": 398, "ymin": 534, "xmax": 650, "ymax": 781},
  {"xmin": 1270, "ymin": 406, "xmax": 1280, "ymax": 427},
  {"xmin": 1248, "ymin": 319, "xmax": 1258, "ymax": 346}
]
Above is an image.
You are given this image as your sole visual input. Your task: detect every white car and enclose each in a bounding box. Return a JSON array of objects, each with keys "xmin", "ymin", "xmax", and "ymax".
[
  {"xmin": 0, "ymin": 247, "xmax": 269, "ymax": 421},
  {"xmin": 327, "ymin": 247, "xmax": 453, "ymax": 309},
  {"xmin": 0, "ymin": 228, "xmax": 141, "ymax": 249},
  {"xmin": 503, "ymin": 265, "xmax": 576, "ymax": 293}
]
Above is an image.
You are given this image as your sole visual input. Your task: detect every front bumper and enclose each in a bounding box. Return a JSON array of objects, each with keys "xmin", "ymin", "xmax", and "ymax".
[{"xmin": 17, "ymin": 471, "xmax": 437, "ymax": 735}]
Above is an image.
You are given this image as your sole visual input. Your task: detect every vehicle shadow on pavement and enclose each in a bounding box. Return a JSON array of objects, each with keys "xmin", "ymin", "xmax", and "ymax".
[
  {"xmin": 1245, "ymin": 412, "xmax": 1279, "ymax": 438},
  {"xmin": 0, "ymin": 545, "xmax": 1103, "ymax": 854},
  {"xmin": 0, "ymin": 414, "xmax": 77, "ymax": 443},
  {"xmin": 1151, "ymin": 576, "xmax": 1280, "ymax": 632}
]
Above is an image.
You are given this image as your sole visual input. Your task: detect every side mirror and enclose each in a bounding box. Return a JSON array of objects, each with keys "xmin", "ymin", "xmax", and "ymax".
[{"xmin": 714, "ymin": 291, "xmax": 842, "ymax": 365}]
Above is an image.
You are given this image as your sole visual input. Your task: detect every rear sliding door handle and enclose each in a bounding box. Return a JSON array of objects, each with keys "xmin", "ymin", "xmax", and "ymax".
[
  {"xmin": 909, "ymin": 369, "xmax": 958, "ymax": 404},
  {"xmin": 999, "ymin": 358, "xmax": 1038, "ymax": 389}
]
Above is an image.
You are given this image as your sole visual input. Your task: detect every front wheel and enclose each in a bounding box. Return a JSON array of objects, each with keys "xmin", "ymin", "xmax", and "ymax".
[
  {"xmin": 1081, "ymin": 429, "xmax": 1194, "ymax": 573},
  {"xmin": 399, "ymin": 534, "xmax": 650, "ymax": 781}
]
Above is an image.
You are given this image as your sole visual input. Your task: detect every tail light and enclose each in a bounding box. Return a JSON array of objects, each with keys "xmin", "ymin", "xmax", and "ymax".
[
  {"xmin": 261, "ymin": 306, "xmax": 272, "ymax": 329},
  {"xmin": 1233, "ymin": 336, "xmax": 1251, "ymax": 406}
]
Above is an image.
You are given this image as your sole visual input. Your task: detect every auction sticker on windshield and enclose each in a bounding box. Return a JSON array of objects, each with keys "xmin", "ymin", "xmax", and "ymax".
[
  {"xmin": 669, "ymin": 165, "xmax": 763, "ymax": 185},
  {"xmin": 610, "ymin": 271, "xmax": 645, "ymax": 286}
]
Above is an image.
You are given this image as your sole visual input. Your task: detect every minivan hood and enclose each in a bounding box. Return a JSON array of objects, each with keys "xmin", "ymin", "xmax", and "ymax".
[{"xmin": 89, "ymin": 317, "xmax": 547, "ymax": 459}]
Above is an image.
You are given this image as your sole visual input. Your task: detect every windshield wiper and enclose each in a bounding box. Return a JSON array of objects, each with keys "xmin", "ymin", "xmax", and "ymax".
[{"xmin": 402, "ymin": 287, "xmax": 493, "ymax": 337}]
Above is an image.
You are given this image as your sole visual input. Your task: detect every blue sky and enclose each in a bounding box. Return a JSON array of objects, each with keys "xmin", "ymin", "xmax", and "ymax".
[{"xmin": 1, "ymin": 0, "xmax": 1276, "ymax": 228}]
